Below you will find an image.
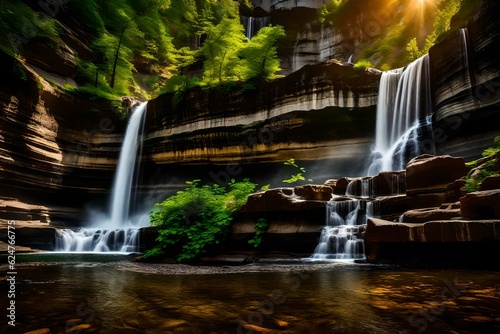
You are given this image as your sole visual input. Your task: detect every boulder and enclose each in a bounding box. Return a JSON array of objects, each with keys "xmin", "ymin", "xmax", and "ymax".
[
  {"xmin": 445, "ymin": 178, "xmax": 467, "ymax": 202},
  {"xmin": 378, "ymin": 193, "xmax": 447, "ymax": 219},
  {"xmin": 372, "ymin": 171, "xmax": 406, "ymax": 196},
  {"xmin": 400, "ymin": 207, "xmax": 461, "ymax": 224},
  {"xmin": 334, "ymin": 177, "xmax": 352, "ymax": 195},
  {"xmin": 294, "ymin": 185, "xmax": 333, "ymax": 201},
  {"xmin": 481, "ymin": 175, "xmax": 500, "ymax": 190},
  {"xmin": 460, "ymin": 189, "xmax": 500, "ymax": 219},
  {"xmin": 406, "ymin": 155, "xmax": 469, "ymax": 195}
]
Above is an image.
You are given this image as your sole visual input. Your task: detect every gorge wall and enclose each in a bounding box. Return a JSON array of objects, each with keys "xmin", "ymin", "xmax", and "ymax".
[
  {"xmin": 0, "ymin": 51, "xmax": 126, "ymax": 224},
  {"xmin": 1, "ymin": 0, "xmax": 499, "ymax": 232}
]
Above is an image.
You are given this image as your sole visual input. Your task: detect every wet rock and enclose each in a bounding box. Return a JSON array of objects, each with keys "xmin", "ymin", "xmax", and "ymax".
[
  {"xmin": 65, "ymin": 324, "xmax": 92, "ymax": 333},
  {"xmin": 460, "ymin": 189, "xmax": 500, "ymax": 219},
  {"xmin": 241, "ymin": 188, "xmax": 324, "ymax": 212},
  {"xmin": 23, "ymin": 329, "xmax": 51, "ymax": 334},
  {"xmin": 481, "ymin": 175, "xmax": 500, "ymax": 190},
  {"xmin": 372, "ymin": 171, "xmax": 406, "ymax": 196},
  {"xmin": 406, "ymin": 155, "xmax": 469, "ymax": 195},
  {"xmin": 241, "ymin": 323, "xmax": 274, "ymax": 333},
  {"xmin": 271, "ymin": 318, "xmax": 289, "ymax": 329},
  {"xmin": 323, "ymin": 179, "xmax": 337, "ymax": 188},
  {"xmin": 378, "ymin": 193, "xmax": 447, "ymax": 219},
  {"xmin": 294, "ymin": 185, "xmax": 333, "ymax": 201},
  {"xmin": 400, "ymin": 208, "xmax": 462, "ymax": 224},
  {"xmin": 334, "ymin": 177, "xmax": 352, "ymax": 195},
  {"xmin": 365, "ymin": 218, "xmax": 500, "ymax": 243},
  {"xmin": 445, "ymin": 179, "xmax": 467, "ymax": 202}
]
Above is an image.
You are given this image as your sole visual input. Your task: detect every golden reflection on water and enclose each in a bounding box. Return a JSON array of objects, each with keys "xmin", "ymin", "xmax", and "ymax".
[{"xmin": 1, "ymin": 261, "xmax": 499, "ymax": 333}]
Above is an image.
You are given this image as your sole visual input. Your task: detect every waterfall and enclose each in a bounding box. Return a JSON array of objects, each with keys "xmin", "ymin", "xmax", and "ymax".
[
  {"xmin": 367, "ymin": 54, "xmax": 433, "ymax": 175},
  {"xmin": 241, "ymin": 16, "xmax": 270, "ymax": 39},
  {"xmin": 309, "ymin": 199, "xmax": 367, "ymax": 261},
  {"xmin": 55, "ymin": 102, "xmax": 148, "ymax": 253}
]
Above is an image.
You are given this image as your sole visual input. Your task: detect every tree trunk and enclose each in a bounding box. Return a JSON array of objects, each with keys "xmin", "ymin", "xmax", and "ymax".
[{"xmin": 110, "ymin": 21, "xmax": 129, "ymax": 89}]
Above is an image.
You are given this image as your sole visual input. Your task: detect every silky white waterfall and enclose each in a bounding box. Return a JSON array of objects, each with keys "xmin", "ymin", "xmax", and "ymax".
[
  {"xmin": 367, "ymin": 54, "xmax": 433, "ymax": 175},
  {"xmin": 56, "ymin": 102, "xmax": 148, "ymax": 252}
]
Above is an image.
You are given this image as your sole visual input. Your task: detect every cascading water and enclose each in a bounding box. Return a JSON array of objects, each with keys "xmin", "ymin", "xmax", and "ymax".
[
  {"xmin": 241, "ymin": 16, "xmax": 270, "ymax": 39},
  {"xmin": 367, "ymin": 54, "xmax": 434, "ymax": 176},
  {"xmin": 56, "ymin": 102, "xmax": 148, "ymax": 253},
  {"xmin": 309, "ymin": 199, "xmax": 367, "ymax": 261}
]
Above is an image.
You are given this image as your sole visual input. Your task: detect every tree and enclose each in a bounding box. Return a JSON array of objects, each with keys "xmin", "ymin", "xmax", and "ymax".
[
  {"xmin": 238, "ymin": 25, "xmax": 286, "ymax": 81},
  {"xmin": 199, "ymin": 18, "xmax": 246, "ymax": 85}
]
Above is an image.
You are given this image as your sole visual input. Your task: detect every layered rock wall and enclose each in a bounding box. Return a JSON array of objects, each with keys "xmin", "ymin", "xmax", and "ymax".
[
  {"xmin": 0, "ymin": 51, "xmax": 126, "ymax": 222},
  {"xmin": 430, "ymin": 0, "xmax": 500, "ymax": 159}
]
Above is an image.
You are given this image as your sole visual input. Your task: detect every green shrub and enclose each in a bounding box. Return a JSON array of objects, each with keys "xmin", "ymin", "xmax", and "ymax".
[
  {"xmin": 248, "ymin": 218, "xmax": 268, "ymax": 248},
  {"xmin": 464, "ymin": 137, "xmax": 500, "ymax": 192},
  {"xmin": 353, "ymin": 59, "xmax": 374, "ymax": 71},
  {"xmin": 145, "ymin": 179, "xmax": 257, "ymax": 261}
]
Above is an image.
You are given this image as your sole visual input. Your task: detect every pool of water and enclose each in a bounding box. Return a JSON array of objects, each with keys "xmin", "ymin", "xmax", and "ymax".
[{"xmin": 1, "ymin": 255, "xmax": 499, "ymax": 333}]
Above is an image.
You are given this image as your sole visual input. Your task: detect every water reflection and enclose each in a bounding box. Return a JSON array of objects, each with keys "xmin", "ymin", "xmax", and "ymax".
[{"xmin": 1, "ymin": 259, "xmax": 499, "ymax": 333}]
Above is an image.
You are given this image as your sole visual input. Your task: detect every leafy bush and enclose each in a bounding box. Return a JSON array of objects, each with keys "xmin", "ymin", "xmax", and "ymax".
[
  {"xmin": 248, "ymin": 218, "xmax": 268, "ymax": 248},
  {"xmin": 145, "ymin": 179, "xmax": 257, "ymax": 261},
  {"xmin": 353, "ymin": 59, "xmax": 374, "ymax": 71}
]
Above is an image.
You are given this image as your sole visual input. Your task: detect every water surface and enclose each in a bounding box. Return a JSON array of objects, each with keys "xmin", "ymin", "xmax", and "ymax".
[{"xmin": 1, "ymin": 255, "xmax": 499, "ymax": 333}]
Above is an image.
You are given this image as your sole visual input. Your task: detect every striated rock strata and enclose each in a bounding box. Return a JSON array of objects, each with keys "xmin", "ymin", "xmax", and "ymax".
[
  {"xmin": 0, "ymin": 50, "xmax": 126, "ymax": 224},
  {"xmin": 430, "ymin": 0, "xmax": 500, "ymax": 159}
]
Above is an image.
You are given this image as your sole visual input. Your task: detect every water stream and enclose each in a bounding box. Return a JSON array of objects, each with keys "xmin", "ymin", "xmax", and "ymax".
[{"xmin": 55, "ymin": 102, "xmax": 148, "ymax": 252}]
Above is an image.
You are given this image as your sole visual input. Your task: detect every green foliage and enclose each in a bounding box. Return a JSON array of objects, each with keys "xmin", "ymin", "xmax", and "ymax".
[
  {"xmin": 318, "ymin": 0, "xmax": 349, "ymax": 24},
  {"xmin": 2, "ymin": 0, "xmax": 284, "ymax": 99},
  {"xmin": 406, "ymin": 0, "xmax": 462, "ymax": 62},
  {"xmin": 199, "ymin": 18, "xmax": 246, "ymax": 85},
  {"xmin": 238, "ymin": 26, "xmax": 286, "ymax": 80},
  {"xmin": 0, "ymin": 0, "xmax": 61, "ymax": 52},
  {"xmin": 145, "ymin": 179, "xmax": 257, "ymax": 261},
  {"xmin": 248, "ymin": 218, "xmax": 268, "ymax": 248},
  {"xmin": 282, "ymin": 158, "xmax": 313, "ymax": 184},
  {"xmin": 464, "ymin": 137, "xmax": 500, "ymax": 192},
  {"xmin": 353, "ymin": 59, "xmax": 373, "ymax": 71},
  {"xmin": 482, "ymin": 136, "xmax": 500, "ymax": 157}
]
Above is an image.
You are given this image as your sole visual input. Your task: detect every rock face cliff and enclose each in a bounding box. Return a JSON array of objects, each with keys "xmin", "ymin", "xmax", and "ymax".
[
  {"xmin": 0, "ymin": 51, "xmax": 126, "ymax": 223},
  {"xmin": 1, "ymin": 0, "xmax": 499, "ymax": 261},
  {"xmin": 142, "ymin": 62, "xmax": 379, "ymax": 190},
  {"xmin": 430, "ymin": 0, "xmax": 500, "ymax": 159}
]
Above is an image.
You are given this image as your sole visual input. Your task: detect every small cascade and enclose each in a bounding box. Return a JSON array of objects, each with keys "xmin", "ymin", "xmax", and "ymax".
[
  {"xmin": 55, "ymin": 102, "xmax": 148, "ymax": 253},
  {"xmin": 55, "ymin": 228, "xmax": 140, "ymax": 253},
  {"xmin": 309, "ymin": 199, "xmax": 368, "ymax": 260},
  {"xmin": 367, "ymin": 54, "xmax": 434, "ymax": 176},
  {"xmin": 241, "ymin": 16, "xmax": 270, "ymax": 39}
]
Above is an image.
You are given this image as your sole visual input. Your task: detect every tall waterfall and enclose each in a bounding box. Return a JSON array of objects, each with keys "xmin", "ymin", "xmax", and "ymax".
[
  {"xmin": 367, "ymin": 54, "xmax": 433, "ymax": 175},
  {"xmin": 241, "ymin": 16, "xmax": 270, "ymax": 39},
  {"xmin": 56, "ymin": 102, "xmax": 148, "ymax": 252}
]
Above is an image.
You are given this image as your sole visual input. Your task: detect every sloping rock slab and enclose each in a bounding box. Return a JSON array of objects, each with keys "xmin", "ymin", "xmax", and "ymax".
[
  {"xmin": 460, "ymin": 189, "xmax": 500, "ymax": 219},
  {"xmin": 365, "ymin": 218, "xmax": 500, "ymax": 243},
  {"xmin": 241, "ymin": 188, "xmax": 326, "ymax": 212}
]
